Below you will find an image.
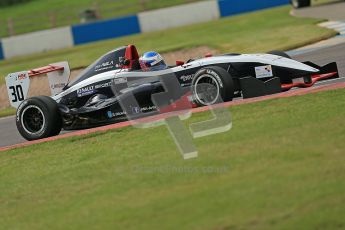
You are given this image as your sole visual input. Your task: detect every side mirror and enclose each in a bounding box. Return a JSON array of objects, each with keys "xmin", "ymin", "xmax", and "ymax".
[
  {"xmin": 119, "ymin": 57, "xmax": 131, "ymax": 66},
  {"xmin": 123, "ymin": 59, "xmax": 130, "ymax": 66}
]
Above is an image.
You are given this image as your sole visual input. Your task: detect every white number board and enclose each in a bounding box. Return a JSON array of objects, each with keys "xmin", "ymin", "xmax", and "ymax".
[{"xmin": 5, "ymin": 71, "xmax": 30, "ymax": 109}]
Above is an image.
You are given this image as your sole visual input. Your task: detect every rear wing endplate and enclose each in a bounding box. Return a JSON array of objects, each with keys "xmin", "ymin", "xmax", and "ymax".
[{"xmin": 5, "ymin": 62, "xmax": 70, "ymax": 109}]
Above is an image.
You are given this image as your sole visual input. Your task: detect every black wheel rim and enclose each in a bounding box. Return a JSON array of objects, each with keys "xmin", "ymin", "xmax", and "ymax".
[
  {"xmin": 21, "ymin": 105, "xmax": 45, "ymax": 135},
  {"xmin": 194, "ymin": 74, "xmax": 220, "ymax": 105}
]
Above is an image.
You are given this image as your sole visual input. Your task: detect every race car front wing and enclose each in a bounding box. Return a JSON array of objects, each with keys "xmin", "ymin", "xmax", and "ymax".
[{"xmin": 240, "ymin": 62, "xmax": 339, "ymax": 99}]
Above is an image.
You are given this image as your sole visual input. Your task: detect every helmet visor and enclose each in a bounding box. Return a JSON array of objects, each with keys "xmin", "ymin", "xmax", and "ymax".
[{"xmin": 139, "ymin": 60, "xmax": 151, "ymax": 71}]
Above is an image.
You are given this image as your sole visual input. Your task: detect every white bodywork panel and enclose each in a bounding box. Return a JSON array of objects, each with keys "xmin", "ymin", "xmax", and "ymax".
[
  {"xmin": 5, "ymin": 71, "xmax": 30, "ymax": 109},
  {"xmin": 47, "ymin": 62, "xmax": 70, "ymax": 96},
  {"xmin": 199, "ymin": 54, "xmax": 319, "ymax": 72}
]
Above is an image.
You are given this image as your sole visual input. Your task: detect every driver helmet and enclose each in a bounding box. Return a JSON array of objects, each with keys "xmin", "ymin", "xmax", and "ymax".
[{"xmin": 139, "ymin": 51, "xmax": 167, "ymax": 71}]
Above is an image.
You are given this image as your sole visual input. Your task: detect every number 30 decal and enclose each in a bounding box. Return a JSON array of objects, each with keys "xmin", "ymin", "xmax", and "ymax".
[
  {"xmin": 9, "ymin": 85, "xmax": 25, "ymax": 103},
  {"xmin": 5, "ymin": 71, "xmax": 30, "ymax": 109}
]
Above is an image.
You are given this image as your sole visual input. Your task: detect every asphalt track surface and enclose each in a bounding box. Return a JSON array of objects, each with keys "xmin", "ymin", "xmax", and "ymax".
[
  {"xmin": 292, "ymin": 1, "xmax": 345, "ymax": 21},
  {"xmin": 1, "ymin": 3, "xmax": 345, "ymax": 150}
]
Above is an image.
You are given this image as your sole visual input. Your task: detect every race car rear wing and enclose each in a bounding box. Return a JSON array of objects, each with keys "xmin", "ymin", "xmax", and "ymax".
[{"xmin": 5, "ymin": 62, "xmax": 70, "ymax": 108}]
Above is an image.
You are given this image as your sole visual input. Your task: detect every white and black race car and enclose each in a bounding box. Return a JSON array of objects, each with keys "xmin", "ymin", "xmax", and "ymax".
[{"xmin": 5, "ymin": 44, "xmax": 339, "ymax": 140}]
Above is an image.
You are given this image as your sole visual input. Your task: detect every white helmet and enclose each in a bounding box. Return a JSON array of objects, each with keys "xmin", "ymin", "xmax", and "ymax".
[{"xmin": 139, "ymin": 51, "xmax": 167, "ymax": 71}]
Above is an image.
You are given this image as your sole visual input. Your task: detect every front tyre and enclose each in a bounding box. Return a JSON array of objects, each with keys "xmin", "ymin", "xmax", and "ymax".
[
  {"xmin": 192, "ymin": 66, "xmax": 234, "ymax": 106},
  {"xmin": 16, "ymin": 96, "xmax": 62, "ymax": 141}
]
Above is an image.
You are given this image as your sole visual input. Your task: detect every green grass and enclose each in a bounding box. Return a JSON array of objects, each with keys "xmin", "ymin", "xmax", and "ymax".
[
  {"xmin": 0, "ymin": 0, "xmax": 201, "ymax": 37},
  {"xmin": 0, "ymin": 6, "xmax": 336, "ymax": 86},
  {"xmin": 0, "ymin": 107, "xmax": 15, "ymax": 118},
  {"xmin": 1, "ymin": 89, "xmax": 345, "ymax": 229}
]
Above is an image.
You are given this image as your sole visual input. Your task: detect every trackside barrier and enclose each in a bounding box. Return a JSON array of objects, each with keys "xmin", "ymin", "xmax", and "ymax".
[
  {"xmin": 138, "ymin": 0, "xmax": 220, "ymax": 33},
  {"xmin": 218, "ymin": 0, "xmax": 290, "ymax": 17},
  {"xmin": 1, "ymin": 27, "xmax": 74, "ymax": 59},
  {"xmin": 0, "ymin": 0, "xmax": 291, "ymax": 60},
  {"xmin": 0, "ymin": 41, "xmax": 3, "ymax": 60},
  {"xmin": 71, "ymin": 15, "xmax": 141, "ymax": 45}
]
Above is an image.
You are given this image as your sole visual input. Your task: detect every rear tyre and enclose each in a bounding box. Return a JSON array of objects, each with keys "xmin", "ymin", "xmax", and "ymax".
[
  {"xmin": 267, "ymin": 50, "xmax": 291, "ymax": 59},
  {"xmin": 291, "ymin": 0, "xmax": 311, "ymax": 8},
  {"xmin": 192, "ymin": 66, "xmax": 234, "ymax": 106},
  {"xmin": 16, "ymin": 96, "xmax": 62, "ymax": 141}
]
